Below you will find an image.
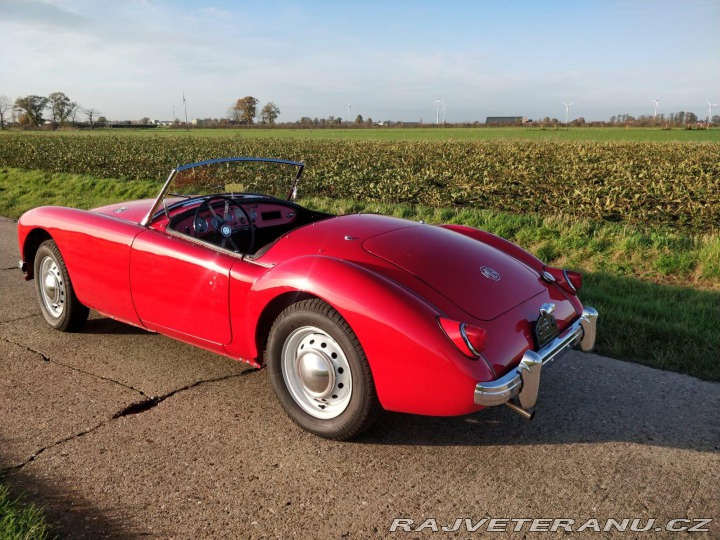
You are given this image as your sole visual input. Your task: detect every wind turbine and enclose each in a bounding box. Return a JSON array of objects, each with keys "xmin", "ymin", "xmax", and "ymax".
[
  {"xmin": 650, "ymin": 96, "xmax": 660, "ymax": 124},
  {"xmin": 706, "ymin": 100, "xmax": 718, "ymax": 128},
  {"xmin": 434, "ymin": 96, "xmax": 442, "ymax": 125},
  {"xmin": 347, "ymin": 103, "xmax": 352, "ymax": 115},
  {"xmin": 563, "ymin": 101, "xmax": 574, "ymax": 126},
  {"xmin": 183, "ymin": 92, "xmax": 188, "ymax": 125},
  {"xmin": 441, "ymin": 99, "xmax": 447, "ymax": 125}
]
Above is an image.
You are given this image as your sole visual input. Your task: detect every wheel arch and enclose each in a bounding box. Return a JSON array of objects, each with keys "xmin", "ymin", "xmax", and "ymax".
[
  {"xmin": 22, "ymin": 228, "xmax": 53, "ymax": 280},
  {"xmin": 254, "ymin": 290, "xmax": 319, "ymax": 365},
  {"xmin": 246, "ymin": 255, "xmax": 493, "ymax": 415}
]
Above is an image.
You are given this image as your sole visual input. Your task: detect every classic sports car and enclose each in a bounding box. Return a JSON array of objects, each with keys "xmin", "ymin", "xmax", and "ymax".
[{"xmin": 18, "ymin": 157, "xmax": 597, "ymax": 440}]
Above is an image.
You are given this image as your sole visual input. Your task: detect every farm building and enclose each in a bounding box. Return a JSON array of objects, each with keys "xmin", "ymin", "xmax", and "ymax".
[{"xmin": 485, "ymin": 116, "xmax": 527, "ymax": 124}]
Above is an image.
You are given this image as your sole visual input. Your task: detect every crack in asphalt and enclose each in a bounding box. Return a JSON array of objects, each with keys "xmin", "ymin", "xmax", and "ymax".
[
  {"xmin": 0, "ymin": 370, "xmax": 255, "ymax": 477},
  {"xmin": 112, "ymin": 371, "xmax": 255, "ymax": 419},
  {"xmin": 0, "ymin": 314, "xmax": 39, "ymax": 325},
  {"xmin": 1, "ymin": 336, "xmax": 152, "ymax": 399}
]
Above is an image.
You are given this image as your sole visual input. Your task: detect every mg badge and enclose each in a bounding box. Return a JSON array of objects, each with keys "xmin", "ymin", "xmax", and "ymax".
[{"xmin": 480, "ymin": 266, "xmax": 501, "ymax": 281}]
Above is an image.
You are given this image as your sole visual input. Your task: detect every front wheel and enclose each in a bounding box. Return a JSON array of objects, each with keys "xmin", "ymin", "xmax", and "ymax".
[
  {"xmin": 266, "ymin": 299, "xmax": 381, "ymax": 440},
  {"xmin": 34, "ymin": 240, "xmax": 89, "ymax": 332}
]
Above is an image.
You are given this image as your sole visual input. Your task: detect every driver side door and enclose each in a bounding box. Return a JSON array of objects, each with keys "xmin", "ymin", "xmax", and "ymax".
[{"xmin": 129, "ymin": 229, "xmax": 234, "ymax": 349}]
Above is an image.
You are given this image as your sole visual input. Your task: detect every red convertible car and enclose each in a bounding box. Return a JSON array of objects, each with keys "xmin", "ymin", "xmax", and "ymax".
[{"xmin": 17, "ymin": 157, "xmax": 597, "ymax": 439}]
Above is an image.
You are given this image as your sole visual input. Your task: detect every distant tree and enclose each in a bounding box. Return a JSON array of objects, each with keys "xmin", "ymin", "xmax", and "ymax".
[
  {"xmin": 48, "ymin": 92, "xmax": 76, "ymax": 126},
  {"xmin": 712, "ymin": 114, "xmax": 720, "ymax": 125},
  {"xmin": 298, "ymin": 116, "xmax": 312, "ymax": 126},
  {"xmin": 140, "ymin": 116, "xmax": 150, "ymax": 125},
  {"xmin": 97, "ymin": 116, "xmax": 108, "ymax": 127},
  {"xmin": 231, "ymin": 96, "xmax": 259, "ymax": 124},
  {"xmin": 355, "ymin": 114, "xmax": 364, "ymax": 125},
  {"xmin": 83, "ymin": 108, "xmax": 101, "ymax": 130},
  {"xmin": 14, "ymin": 95, "xmax": 49, "ymax": 126},
  {"xmin": 686, "ymin": 112, "xmax": 698, "ymax": 124},
  {"xmin": 0, "ymin": 95, "xmax": 11, "ymax": 129},
  {"xmin": 68, "ymin": 103, "xmax": 81, "ymax": 124},
  {"xmin": 365, "ymin": 117, "xmax": 373, "ymax": 126},
  {"xmin": 259, "ymin": 102, "xmax": 280, "ymax": 124}
]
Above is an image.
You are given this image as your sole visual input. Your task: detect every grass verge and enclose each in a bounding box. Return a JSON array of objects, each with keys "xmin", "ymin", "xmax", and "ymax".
[
  {"xmin": 0, "ymin": 484, "xmax": 52, "ymax": 539},
  {"xmin": 1, "ymin": 168, "xmax": 718, "ymax": 381}
]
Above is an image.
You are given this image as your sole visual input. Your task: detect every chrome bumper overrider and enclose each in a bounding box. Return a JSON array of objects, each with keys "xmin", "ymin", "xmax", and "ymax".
[{"xmin": 474, "ymin": 307, "xmax": 598, "ymax": 411}]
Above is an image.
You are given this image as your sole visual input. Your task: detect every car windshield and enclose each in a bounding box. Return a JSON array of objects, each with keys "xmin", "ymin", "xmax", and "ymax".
[
  {"xmin": 164, "ymin": 158, "xmax": 303, "ymax": 202},
  {"xmin": 143, "ymin": 157, "xmax": 304, "ymax": 225}
]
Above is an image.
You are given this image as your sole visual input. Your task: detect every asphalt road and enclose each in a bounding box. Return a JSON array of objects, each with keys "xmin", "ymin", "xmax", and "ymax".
[{"xmin": 1, "ymin": 217, "xmax": 718, "ymax": 539}]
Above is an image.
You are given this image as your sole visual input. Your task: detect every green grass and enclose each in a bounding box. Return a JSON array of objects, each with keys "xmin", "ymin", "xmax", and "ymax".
[
  {"xmin": 1, "ymin": 167, "xmax": 718, "ymax": 381},
  {"xmin": 4, "ymin": 126, "xmax": 720, "ymax": 143},
  {"xmin": 0, "ymin": 484, "xmax": 52, "ymax": 539},
  {"xmin": 0, "ymin": 168, "xmax": 159, "ymax": 218}
]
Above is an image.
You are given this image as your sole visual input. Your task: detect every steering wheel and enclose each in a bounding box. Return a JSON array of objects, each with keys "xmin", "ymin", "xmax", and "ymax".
[{"xmin": 193, "ymin": 195, "xmax": 255, "ymax": 254}]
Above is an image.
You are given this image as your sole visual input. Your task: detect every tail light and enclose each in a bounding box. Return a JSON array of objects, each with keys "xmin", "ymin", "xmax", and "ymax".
[
  {"xmin": 438, "ymin": 317, "xmax": 487, "ymax": 359},
  {"xmin": 543, "ymin": 266, "xmax": 583, "ymax": 295}
]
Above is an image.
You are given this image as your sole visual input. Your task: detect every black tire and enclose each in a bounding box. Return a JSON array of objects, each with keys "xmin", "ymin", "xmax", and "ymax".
[
  {"xmin": 34, "ymin": 240, "xmax": 89, "ymax": 332},
  {"xmin": 266, "ymin": 299, "xmax": 381, "ymax": 440}
]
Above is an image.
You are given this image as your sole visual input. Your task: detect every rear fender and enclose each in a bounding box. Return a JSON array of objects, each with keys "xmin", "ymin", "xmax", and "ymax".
[{"xmin": 245, "ymin": 255, "xmax": 495, "ymax": 415}]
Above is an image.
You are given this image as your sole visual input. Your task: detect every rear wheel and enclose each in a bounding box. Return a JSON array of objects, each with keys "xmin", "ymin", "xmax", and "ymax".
[
  {"xmin": 34, "ymin": 240, "xmax": 89, "ymax": 332},
  {"xmin": 266, "ymin": 299, "xmax": 381, "ymax": 440}
]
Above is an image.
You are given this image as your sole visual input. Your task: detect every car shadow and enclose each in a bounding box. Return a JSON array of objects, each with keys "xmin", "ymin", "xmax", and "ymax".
[
  {"xmin": 358, "ymin": 352, "xmax": 720, "ymax": 453},
  {"xmin": 82, "ymin": 317, "xmax": 151, "ymax": 335}
]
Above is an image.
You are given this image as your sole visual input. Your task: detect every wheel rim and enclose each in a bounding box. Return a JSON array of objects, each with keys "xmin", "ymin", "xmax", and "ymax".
[
  {"xmin": 39, "ymin": 255, "xmax": 65, "ymax": 319},
  {"xmin": 281, "ymin": 326, "xmax": 352, "ymax": 419}
]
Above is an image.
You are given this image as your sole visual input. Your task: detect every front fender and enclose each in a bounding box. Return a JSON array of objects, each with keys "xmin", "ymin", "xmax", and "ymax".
[{"xmin": 245, "ymin": 255, "xmax": 495, "ymax": 416}]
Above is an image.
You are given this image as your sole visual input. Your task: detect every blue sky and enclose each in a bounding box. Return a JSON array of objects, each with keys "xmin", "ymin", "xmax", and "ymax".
[{"xmin": 1, "ymin": 0, "xmax": 718, "ymax": 123}]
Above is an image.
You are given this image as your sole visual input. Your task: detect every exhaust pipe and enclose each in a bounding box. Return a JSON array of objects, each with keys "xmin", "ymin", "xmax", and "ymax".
[{"xmin": 505, "ymin": 400, "xmax": 535, "ymax": 421}]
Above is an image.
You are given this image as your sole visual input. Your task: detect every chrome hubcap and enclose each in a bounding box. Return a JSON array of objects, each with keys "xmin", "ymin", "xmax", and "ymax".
[
  {"xmin": 40, "ymin": 256, "xmax": 65, "ymax": 318},
  {"xmin": 282, "ymin": 326, "xmax": 352, "ymax": 419}
]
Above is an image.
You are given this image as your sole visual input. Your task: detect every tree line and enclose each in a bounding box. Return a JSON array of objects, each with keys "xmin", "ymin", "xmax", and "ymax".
[
  {"xmin": 0, "ymin": 92, "xmax": 104, "ymax": 129},
  {"xmin": 2, "ymin": 90, "xmax": 718, "ymax": 129},
  {"xmin": 229, "ymin": 96, "xmax": 280, "ymax": 125}
]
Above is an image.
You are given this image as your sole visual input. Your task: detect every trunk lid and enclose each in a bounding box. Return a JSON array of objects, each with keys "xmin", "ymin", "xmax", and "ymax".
[{"xmin": 363, "ymin": 225, "xmax": 545, "ymax": 321}]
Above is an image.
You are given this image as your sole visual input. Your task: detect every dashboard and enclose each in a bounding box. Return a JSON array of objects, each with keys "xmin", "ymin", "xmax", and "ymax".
[{"xmin": 171, "ymin": 201, "xmax": 298, "ymax": 238}]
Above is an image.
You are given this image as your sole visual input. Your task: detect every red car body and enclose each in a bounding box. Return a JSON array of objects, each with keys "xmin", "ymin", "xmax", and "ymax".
[{"xmin": 17, "ymin": 157, "xmax": 597, "ymax": 438}]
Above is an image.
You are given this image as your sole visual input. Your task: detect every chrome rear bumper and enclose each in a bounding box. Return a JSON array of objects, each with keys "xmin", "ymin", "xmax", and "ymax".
[{"xmin": 474, "ymin": 307, "xmax": 598, "ymax": 410}]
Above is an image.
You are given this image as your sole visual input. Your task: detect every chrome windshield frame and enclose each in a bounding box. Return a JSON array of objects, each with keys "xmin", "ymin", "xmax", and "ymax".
[{"xmin": 140, "ymin": 157, "xmax": 305, "ymax": 227}]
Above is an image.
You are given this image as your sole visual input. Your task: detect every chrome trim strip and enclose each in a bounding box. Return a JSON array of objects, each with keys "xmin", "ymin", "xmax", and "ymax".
[
  {"xmin": 563, "ymin": 269, "xmax": 577, "ymax": 292},
  {"xmin": 141, "ymin": 168, "xmax": 178, "ymax": 227},
  {"xmin": 459, "ymin": 323, "xmax": 483, "ymax": 357},
  {"xmin": 474, "ymin": 307, "xmax": 597, "ymax": 408}
]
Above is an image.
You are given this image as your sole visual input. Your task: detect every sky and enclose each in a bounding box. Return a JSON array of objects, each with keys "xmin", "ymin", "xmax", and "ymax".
[{"xmin": 1, "ymin": 0, "xmax": 718, "ymax": 123}]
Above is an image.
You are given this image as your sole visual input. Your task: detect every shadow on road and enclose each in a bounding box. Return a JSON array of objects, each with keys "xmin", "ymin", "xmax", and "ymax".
[
  {"xmin": 1, "ymin": 443, "xmax": 140, "ymax": 539},
  {"xmin": 359, "ymin": 354, "xmax": 720, "ymax": 453},
  {"xmin": 82, "ymin": 317, "xmax": 151, "ymax": 336}
]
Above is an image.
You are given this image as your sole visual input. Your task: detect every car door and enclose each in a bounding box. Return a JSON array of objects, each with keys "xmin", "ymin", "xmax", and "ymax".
[{"xmin": 129, "ymin": 230, "xmax": 234, "ymax": 348}]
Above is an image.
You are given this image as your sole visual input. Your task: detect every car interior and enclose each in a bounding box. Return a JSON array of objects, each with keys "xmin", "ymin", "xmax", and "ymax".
[{"xmin": 167, "ymin": 195, "xmax": 333, "ymax": 257}]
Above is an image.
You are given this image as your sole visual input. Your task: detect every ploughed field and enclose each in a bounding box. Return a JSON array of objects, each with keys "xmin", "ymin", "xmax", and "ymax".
[
  {"xmin": 0, "ymin": 132, "xmax": 718, "ymax": 381},
  {"xmin": 1, "ymin": 132, "xmax": 719, "ymax": 231}
]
